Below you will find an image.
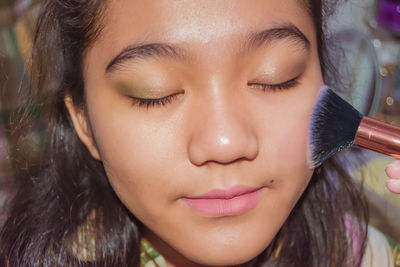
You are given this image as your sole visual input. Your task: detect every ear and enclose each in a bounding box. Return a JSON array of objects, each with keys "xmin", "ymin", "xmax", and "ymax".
[{"xmin": 64, "ymin": 95, "xmax": 101, "ymax": 161}]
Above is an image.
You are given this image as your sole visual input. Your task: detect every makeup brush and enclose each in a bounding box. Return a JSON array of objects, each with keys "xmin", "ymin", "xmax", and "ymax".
[{"xmin": 309, "ymin": 86, "xmax": 400, "ymax": 168}]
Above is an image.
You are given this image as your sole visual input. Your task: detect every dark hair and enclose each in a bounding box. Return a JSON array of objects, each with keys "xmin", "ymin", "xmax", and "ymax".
[{"xmin": 0, "ymin": 1, "xmax": 368, "ymax": 266}]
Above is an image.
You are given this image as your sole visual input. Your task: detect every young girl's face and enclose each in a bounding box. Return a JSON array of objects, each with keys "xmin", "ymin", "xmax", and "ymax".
[{"xmin": 67, "ymin": 0, "xmax": 323, "ymax": 265}]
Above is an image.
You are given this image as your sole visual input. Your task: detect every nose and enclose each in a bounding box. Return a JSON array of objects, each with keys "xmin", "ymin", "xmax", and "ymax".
[{"xmin": 187, "ymin": 92, "xmax": 259, "ymax": 166}]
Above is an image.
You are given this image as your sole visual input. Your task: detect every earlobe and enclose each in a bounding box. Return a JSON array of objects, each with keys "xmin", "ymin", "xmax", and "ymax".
[{"xmin": 64, "ymin": 95, "xmax": 101, "ymax": 161}]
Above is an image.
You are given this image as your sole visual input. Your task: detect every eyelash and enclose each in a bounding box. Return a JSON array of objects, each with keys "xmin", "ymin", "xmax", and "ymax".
[
  {"xmin": 128, "ymin": 92, "xmax": 182, "ymax": 108},
  {"xmin": 129, "ymin": 77, "xmax": 300, "ymax": 108},
  {"xmin": 248, "ymin": 76, "xmax": 300, "ymax": 91}
]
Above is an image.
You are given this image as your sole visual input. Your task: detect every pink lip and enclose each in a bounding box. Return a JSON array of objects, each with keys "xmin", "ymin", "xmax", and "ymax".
[{"xmin": 183, "ymin": 185, "xmax": 262, "ymax": 217}]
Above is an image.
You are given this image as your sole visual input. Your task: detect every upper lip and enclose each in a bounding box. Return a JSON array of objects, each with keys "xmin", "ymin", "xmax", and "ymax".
[{"xmin": 186, "ymin": 185, "xmax": 260, "ymax": 199}]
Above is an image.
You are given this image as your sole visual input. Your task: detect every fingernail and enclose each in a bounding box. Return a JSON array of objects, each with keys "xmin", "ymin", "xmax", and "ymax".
[
  {"xmin": 385, "ymin": 161, "xmax": 400, "ymax": 179},
  {"xmin": 386, "ymin": 179, "xmax": 400, "ymax": 194}
]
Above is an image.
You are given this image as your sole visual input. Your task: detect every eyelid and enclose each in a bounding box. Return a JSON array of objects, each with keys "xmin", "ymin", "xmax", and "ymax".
[
  {"xmin": 248, "ymin": 73, "xmax": 302, "ymax": 91},
  {"xmin": 128, "ymin": 91, "xmax": 184, "ymax": 109},
  {"xmin": 126, "ymin": 72, "xmax": 301, "ymax": 109}
]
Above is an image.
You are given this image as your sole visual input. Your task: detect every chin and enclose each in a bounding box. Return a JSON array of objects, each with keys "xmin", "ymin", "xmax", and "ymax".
[
  {"xmin": 187, "ymin": 250, "xmax": 263, "ymax": 266},
  {"xmin": 177, "ymin": 236, "xmax": 270, "ymax": 266}
]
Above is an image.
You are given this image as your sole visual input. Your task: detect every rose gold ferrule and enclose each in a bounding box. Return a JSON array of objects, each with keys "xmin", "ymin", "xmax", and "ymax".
[{"xmin": 355, "ymin": 117, "xmax": 400, "ymax": 159}]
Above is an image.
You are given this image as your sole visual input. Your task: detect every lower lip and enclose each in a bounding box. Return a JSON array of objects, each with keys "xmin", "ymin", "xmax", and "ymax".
[{"xmin": 183, "ymin": 189, "xmax": 261, "ymax": 217}]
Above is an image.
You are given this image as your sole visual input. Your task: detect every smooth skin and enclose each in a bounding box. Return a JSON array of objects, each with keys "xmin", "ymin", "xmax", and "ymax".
[{"xmin": 64, "ymin": 0, "xmax": 400, "ymax": 266}]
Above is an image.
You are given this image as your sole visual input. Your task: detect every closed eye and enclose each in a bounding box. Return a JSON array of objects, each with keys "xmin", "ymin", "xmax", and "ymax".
[
  {"xmin": 127, "ymin": 75, "xmax": 300, "ymax": 109},
  {"xmin": 128, "ymin": 91, "xmax": 184, "ymax": 109},
  {"xmin": 248, "ymin": 76, "xmax": 300, "ymax": 91}
]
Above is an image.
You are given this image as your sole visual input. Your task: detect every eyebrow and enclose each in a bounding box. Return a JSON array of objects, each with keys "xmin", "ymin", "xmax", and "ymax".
[
  {"xmin": 245, "ymin": 23, "xmax": 310, "ymax": 53},
  {"xmin": 105, "ymin": 23, "xmax": 310, "ymax": 74}
]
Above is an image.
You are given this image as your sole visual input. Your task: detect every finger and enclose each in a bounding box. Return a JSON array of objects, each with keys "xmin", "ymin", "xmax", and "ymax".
[
  {"xmin": 385, "ymin": 160, "xmax": 400, "ymax": 179},
  {"xmin": 386, "ymin": 179, "xmax": 400, "ymax": 194}
]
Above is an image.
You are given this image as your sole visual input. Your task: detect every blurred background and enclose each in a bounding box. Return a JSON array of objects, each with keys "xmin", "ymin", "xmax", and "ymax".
[
  {"xmin": 0, "ymin": 0, "xmax": 41, "ymax": 187},
  {"xmin": 0, "ymin": 0, "xmax": 399, "ymax": 245}
]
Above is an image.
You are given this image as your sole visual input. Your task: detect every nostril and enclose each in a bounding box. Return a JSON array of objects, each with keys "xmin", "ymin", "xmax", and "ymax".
[{"xmin": 193, "ymin": 156, "xmax": 255, "ymax": 167}]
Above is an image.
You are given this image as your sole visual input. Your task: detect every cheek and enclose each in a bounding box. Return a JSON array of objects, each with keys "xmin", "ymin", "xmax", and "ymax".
[
  {"xmin": 257, "ymin": 91, "xmax": 316, "ymax": 168},
  {"xmin": 260, "ymin": 113, "xmax": 313, "ymax": 215},
  {"xmin": 255, "ymin": 87, "xmax": 319, "ymax": 199},
  {"xmin": 86, "ymin": 104, "xmax": 185, "ymax": 217},
  {"xmin": 276, "ymin": 109, "xmax": 310, "ymax": 165},
  {"xmin": 275, "ymin": 83, "xmax": 320, "ymax": 166},
  {"xmin": 98, "ymin": 127, "xmax": 179, "ymax": 223}
]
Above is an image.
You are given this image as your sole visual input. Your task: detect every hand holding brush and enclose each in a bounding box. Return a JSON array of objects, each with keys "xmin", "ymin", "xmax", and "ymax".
[{"xmin": 309, "ymin": 87, "xmax": 400, "ymax": 194}]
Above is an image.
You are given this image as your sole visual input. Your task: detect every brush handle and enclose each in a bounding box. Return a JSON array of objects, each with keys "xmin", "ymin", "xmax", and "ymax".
[{"xmin": 355, "ymin": 117, "xmax": 400, "ymax": 159}]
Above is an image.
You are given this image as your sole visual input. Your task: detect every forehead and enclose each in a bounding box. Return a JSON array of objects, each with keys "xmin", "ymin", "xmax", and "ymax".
[
  {"xmin": 87, "ymin": 0, "xmax": 316, "ymax": 71},
  {"xmin": 99, "ymin": 0, "xmax": 313, "ymax": 44}
]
